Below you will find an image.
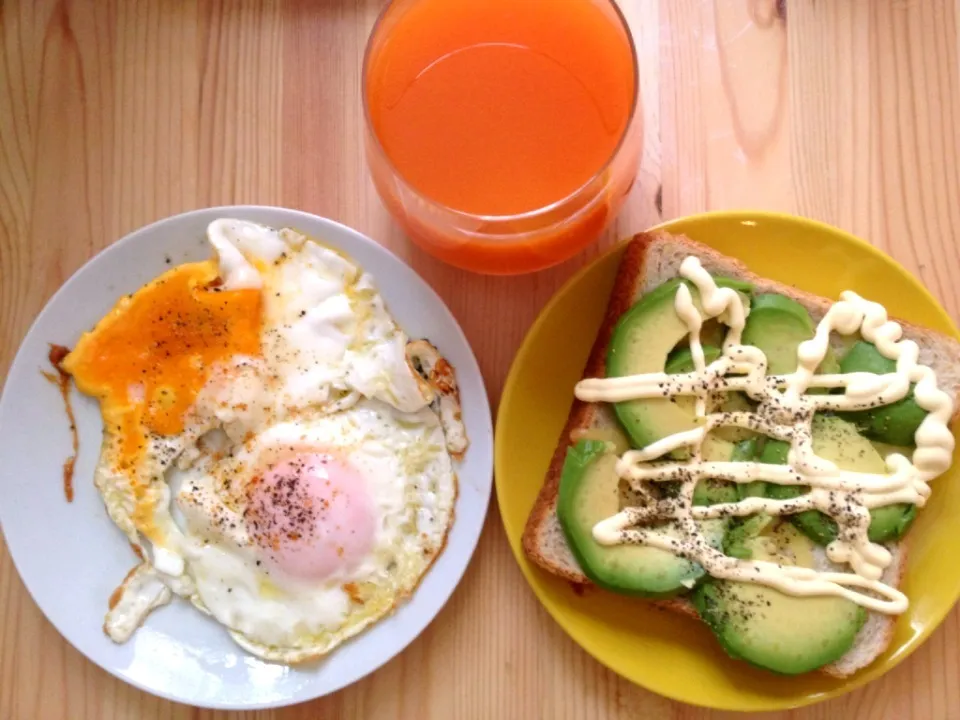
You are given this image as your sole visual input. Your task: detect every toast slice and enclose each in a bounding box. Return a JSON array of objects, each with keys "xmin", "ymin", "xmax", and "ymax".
[{"xmin": 522, "ymin": 231, "xmax": 960, "ymax": 678}]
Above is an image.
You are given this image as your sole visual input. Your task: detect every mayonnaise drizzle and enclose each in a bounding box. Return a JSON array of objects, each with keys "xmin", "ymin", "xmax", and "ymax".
[{"xmin": 575, "ymin": 257, "xmax": 955, "ymax": 614}]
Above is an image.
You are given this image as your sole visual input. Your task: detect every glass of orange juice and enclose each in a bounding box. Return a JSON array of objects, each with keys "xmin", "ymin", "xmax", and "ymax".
[{"xmin": 363, "ymin": 0, "xmax": 641, "ymax": 275}]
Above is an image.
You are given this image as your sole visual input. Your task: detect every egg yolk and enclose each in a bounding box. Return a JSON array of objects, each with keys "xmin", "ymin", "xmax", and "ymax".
[
  {"xmin": 245, "ymin": 453, "xmax": 376, "ymax": 580},
  {"xmin": 62, "ymin": 261, "xmax": 262, "ymax": 468}
]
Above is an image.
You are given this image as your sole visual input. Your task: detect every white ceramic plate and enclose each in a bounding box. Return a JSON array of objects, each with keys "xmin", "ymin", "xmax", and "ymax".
[{"xmin": 0, "ymin": 206, "xmax": 493, "ymax": 709}]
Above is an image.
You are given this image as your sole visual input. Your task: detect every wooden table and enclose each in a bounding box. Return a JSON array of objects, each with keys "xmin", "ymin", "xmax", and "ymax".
[{"xmin": 1, "ymin": 1, "xmax": 959, "ymax": 718}]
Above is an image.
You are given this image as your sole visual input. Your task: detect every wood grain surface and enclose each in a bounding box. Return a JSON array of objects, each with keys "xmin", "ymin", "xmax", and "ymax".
[{"xmin": 1, "ymin": 0, "xmax": 959, "ymax": 718}]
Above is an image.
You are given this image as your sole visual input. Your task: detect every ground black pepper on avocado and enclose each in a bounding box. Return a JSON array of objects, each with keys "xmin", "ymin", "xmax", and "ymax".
[{"xmin": 558, "ymin": 276, "xmax": 932, "ymax": 675}]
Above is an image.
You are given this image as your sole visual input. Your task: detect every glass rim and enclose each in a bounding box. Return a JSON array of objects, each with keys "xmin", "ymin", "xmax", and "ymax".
[{"xmin": 360, "ymin": 0, "xmax": 641, "ymax": 226}]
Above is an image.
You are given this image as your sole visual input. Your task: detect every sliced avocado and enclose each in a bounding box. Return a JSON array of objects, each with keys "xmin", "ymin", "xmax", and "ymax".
[
  {"xmin": 693, "ymin": 478, "xmax": 738, "ymax": 506},
  {"xmin": 762, "ymin": 416, "xmax": 916, "ymax": 544},
  {"xmin": 818, "ymin": 346, "xmax": 841, "ymax": 376},
  {"xmin": 665, "ymin": 345, "xmax": 722, "ymax": 374},
  {"xmin": 723, "ymin": 513, "xmax": 774, "ymax": 559},
  {"xmin": 761, "ymin": 440, "xmax": 835, "ymax": 546},
  {"xmin": 737, "ymin": 480, "xmax": 768, "ymax": 500},
  {"xmin": 692, "ymin": 435, "xmax": 740, "ymax": 506},
  {"xmin": 713, "ymin": 391, "xmax": 757, "ymax": 443},
  {"xmin": 839, "ymin": 340, "xmax": 927, "ymax": 446},
  {"xmin": 700, "ymin": 319, "xmax": 728, "ymax": 349},
  {"xmin": 572, "ymin": 425, "xmax": 631, "ymax": 456},
  {"xmin": 749, "ymin": 293, "xmax": 815, "ymax": 330},
  {"xmin": 741, "ymin": 294, "xmax": 812, "ymax": 375},
  {"xmin": 607, "ymin": 277, "xmax": 752, "ymax": 453},
  {"xmin": 665, "ymin": 344, "xmax": 754, "ymax": 443},
  {"xmin": 740, "ymin": 293, "xmax": 839, "ymax": 377},
  {"xmin": 662, "ymin": 349, "xmax": 753, "ymax": 481},
  {"xmin": 693, "ymin": 521, "xmax": 866, "ymax": 674},
  {"xmin": 730, "ymin": 437, "xmax": 767, "ymax": 500},
  {"xmin": 557, "ymin": 440, "xmax": 725, "ymax": 596},
  {"xmin": 871, "ymin": 503, "xmax": 917, "ymax": 542},
  {"xmin": 841, "ymin": 339, "xmax": 898, "ymax": 374},
  {"xmin": 870, "ymin": 440, "xmax": 914, "ymax": 462}
]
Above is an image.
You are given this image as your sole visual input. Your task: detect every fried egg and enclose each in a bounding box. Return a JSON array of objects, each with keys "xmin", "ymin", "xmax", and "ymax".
[{"xmin": 62, "ymin": 219, "xmax": 465, "ymax": 661}]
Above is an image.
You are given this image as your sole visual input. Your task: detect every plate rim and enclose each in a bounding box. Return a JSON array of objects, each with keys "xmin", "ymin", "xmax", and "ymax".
[
  {"xmin": 495, "ymin": 209, "xmax": 960, "ymax": 711},
  {"xmin": 0, "ymin": 205, "xmax": 494, "ymax": 710}
]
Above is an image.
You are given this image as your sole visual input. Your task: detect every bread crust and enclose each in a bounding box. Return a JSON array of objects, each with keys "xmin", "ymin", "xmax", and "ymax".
[{"xmin": 521, "ymin": 230, "xmax": 960, "ymax": 677}]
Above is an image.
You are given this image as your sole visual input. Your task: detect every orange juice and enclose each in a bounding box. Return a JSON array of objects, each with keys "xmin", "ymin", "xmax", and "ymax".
[{"xmin": 364, "ymin": 0, "xmax": 640, "ymax": 274}]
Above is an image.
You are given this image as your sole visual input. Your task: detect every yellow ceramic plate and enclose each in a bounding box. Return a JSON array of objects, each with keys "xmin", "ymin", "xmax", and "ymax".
[{"xmin": 496, "ymin": 211, "xmax": 960, "ymax": 711}]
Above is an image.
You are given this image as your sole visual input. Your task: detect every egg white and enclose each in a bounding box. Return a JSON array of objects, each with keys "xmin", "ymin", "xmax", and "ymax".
[
  {"xmin": 93, "ymin": 219, "xmax": 462, "ymax": 659},
  {"xmin": 176, "ymin": 400, "xmax": 455, "ymax": 661}
]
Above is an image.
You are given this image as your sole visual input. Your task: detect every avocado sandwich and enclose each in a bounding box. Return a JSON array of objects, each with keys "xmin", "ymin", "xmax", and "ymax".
[{"xmin": 522, "ymin": 231, "xmax": 960, "ymax": 677}]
